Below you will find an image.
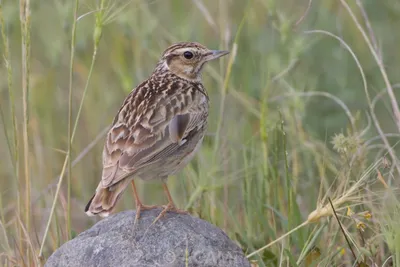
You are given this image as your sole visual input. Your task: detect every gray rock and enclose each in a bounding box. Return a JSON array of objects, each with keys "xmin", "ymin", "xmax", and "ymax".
[{"xmin": 45, "ymin": 209, "xmax": 251, "ymax": 267}]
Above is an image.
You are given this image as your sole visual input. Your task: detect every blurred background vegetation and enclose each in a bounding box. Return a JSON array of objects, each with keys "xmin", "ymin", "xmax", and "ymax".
[{"xmin": 0, "ymin": 0, "xmax": 399, "ymax": 266}]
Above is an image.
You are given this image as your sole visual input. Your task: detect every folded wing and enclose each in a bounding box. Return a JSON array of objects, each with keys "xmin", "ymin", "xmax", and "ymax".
[{"xmin": 101, "ymin": 84, "xmax": 207, "ymax": 188}]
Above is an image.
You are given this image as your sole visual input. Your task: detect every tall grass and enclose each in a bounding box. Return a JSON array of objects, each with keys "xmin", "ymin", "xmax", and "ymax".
[
  {"xmin": 0, "ymin": 0, "xmax": 399, "ymax": 266},
  {"xmin": 19, "ymin": 0, "xmax": 32, "ymax": 265}
]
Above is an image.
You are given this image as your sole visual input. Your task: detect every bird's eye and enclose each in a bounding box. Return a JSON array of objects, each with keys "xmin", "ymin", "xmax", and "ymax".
[{"xmin": 183, "ymin": 51, "xmax": 194, "ymax": 59}]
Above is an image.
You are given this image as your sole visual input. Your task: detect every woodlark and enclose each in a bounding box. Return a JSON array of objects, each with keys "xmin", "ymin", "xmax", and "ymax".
[{"xmin": 85, "ymin": 42, "xmax": 229, "ymax": 221}]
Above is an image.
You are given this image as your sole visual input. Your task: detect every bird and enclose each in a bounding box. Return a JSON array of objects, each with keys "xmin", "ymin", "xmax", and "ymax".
[{"xmin": 85, "ymin": 42, "xmax": 229, "ymax": 222}]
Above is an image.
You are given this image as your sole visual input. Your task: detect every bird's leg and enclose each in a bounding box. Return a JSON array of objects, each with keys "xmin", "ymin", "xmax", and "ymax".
[
  {"xmin": 131, "ymin": 180, "xmax": 157, "ymax": 224},
  {"xmin": 161, "ymin": 181, "xmax": 188, "ymax": 213},
  {"xmin": 152, "ymin": 181, "xmax": 188, "ymax": 224}
]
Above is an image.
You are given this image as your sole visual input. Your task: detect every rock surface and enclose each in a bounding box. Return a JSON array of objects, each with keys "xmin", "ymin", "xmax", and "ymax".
[{"xmin": 45, "ymin": 209, "xmax": 251, "ymax": 267}]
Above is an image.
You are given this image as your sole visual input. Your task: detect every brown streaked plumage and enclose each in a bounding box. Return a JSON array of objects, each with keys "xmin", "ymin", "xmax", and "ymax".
[{"xmin": 85, "ymin": 42, "xmax": 229, "ymax": 220}]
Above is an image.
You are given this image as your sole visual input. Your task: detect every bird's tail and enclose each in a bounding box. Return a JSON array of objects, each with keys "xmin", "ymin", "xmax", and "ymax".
[{"xmin": 85, "ymin": 178, "xmax": 131, "ymax": 217}]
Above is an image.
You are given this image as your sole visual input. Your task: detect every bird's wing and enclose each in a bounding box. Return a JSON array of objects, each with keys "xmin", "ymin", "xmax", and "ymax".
[{"xmin": 101, "ymin": 81, "xmax": 207, "ymax": 188}]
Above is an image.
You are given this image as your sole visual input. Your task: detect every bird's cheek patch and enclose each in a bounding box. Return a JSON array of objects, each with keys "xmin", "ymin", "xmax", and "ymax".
[{"xmin": 183, "ymin": 65, "xmax": 194, "ymax": 74}]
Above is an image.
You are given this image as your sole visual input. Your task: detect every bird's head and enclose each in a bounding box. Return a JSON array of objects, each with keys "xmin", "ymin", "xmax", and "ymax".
[{"xmin": 157, "ymin": 42, "xmax": 229, "ymax": 81}]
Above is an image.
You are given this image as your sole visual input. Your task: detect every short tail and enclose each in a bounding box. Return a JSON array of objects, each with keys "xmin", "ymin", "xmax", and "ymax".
[{"xmin": 85, "ymin": 178, "xmax": 130, "ymax": 217}]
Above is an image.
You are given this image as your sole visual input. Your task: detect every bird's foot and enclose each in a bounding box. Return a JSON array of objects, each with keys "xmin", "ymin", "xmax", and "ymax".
[
  {"xmin": 134, "ymin": 203, "xmax": 158, "ymax": 225},
  {"xmin": 152, "ymin": 203, "xmax": 188, "ymax": 225}
]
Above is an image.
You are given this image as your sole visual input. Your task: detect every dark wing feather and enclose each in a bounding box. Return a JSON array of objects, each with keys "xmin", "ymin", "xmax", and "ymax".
[{"xmin": 169, "ymin": 114, "xmax": 190, "ymax": 143}]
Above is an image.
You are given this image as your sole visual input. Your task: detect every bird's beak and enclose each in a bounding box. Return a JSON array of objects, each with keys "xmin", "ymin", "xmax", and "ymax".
[{"xmin": 204, "ymin": 50, "xmax": 230, "ymax": 61}]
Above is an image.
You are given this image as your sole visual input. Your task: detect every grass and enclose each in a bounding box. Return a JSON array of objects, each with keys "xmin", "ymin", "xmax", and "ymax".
[{"xmin": 0, "ymin": 0, "xmax": 400, "ymax": 266}]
